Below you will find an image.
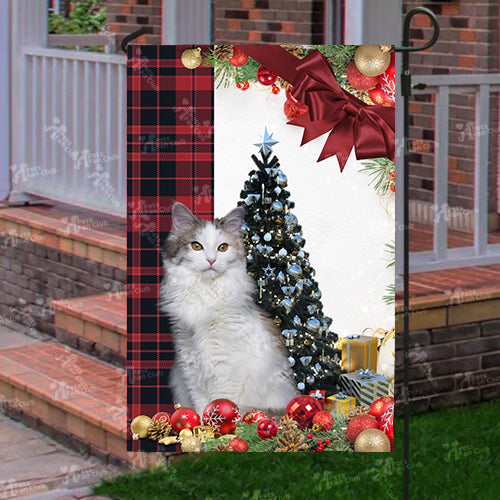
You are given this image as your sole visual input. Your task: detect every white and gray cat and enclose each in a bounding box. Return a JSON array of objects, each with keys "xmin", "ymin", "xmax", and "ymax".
[{"xmin": 160, "ymin": 202, "xmax": 298, "ymax": 416}]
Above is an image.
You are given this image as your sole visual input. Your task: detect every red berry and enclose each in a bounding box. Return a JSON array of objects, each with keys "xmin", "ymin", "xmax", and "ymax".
[
  {"xmin": 307, "ymin": 433, "xmax": 313, "ymax": 439},
  {"xmin": 390, "ymin": 182, "xmax": 395, "ymax": 192},
  {"xmin": 236, "ymin": 81, "xmax": 249, "ymax": 91},
  {"xmin": 325, "ymin": 438, "xmax": 331, "ymax": 444},
  {"xmin": 316, "ymin": 440, "xmax": 323, "ymax": 445},
  {"xmin": 272, "ymin": 84, "xmax": 280, "ymax": 95},
  {"xmin": 389, "ymin": 171, "xmax": 395, "ymax": 179}
]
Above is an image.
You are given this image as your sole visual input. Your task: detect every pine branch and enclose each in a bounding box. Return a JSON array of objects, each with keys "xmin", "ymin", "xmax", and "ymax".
[
  {"xmin": 359, "ymin": 158, "xmax": 395, "ymax": 195},
  {"xmin": 383, "ymin": 283, "xmax": 396, "ymax": 305}
]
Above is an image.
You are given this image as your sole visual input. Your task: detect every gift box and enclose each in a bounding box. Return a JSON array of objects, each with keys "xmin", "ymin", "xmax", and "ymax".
[
  {"xmin": 309, "ymin": 390, "xmax": 326, "ymax": 409},
  {"xmin": 325, "ymin": 392, "xmax": 356, "ymax": 414},
  {"xmin": 341, "ymin": 335, "xmax": 378, "ymax": 372},
  {"xmin": 339, "ymin": 370, "xmax": 390, "ymax": 407}
]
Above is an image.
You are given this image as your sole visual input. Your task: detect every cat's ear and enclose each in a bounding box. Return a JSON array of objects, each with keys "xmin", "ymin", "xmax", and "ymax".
[
  {"xmin": 221, "ymin": 206, "xmax": 245, "ymax": 234},
  {"xmin": 172, "ymin": 203, "xmax": 197, "ymax": 233}
]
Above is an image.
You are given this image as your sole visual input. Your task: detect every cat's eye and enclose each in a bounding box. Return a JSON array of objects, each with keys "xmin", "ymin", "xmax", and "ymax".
[
  {"xmin": 191, "ymin": 241, "xmax": 203, "ymax": 251},
  {"xmin": 218, "ymin": 243, "xmax": 228, "ymax": 252}
]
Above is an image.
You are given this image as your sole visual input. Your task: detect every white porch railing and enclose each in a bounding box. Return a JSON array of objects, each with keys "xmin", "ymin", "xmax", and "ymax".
[
  {"xmin": 399, "ymin": 73, "xmax": 500, "ymax": 273},
  {"xmin": 9, "ymin": 0, "xmax": 126, "ymax": 217}
]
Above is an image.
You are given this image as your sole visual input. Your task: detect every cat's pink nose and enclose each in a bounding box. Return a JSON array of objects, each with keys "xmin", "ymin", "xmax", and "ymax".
[{"xmin": 206, "ymin": 258, "xmax": 216, "ymax": 266}]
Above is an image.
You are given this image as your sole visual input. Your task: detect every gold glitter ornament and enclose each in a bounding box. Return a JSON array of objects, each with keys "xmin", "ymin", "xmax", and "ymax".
[
  {"xmin": 181, "ymin": 47, "xmax": 202, "ymax": 69},
  {"xmin": 130, "ymin": 415, "xmax": 153, "ymax": 440},
  {"xmin": 179, "ymin": 428, "xmax": 193, "ymax": 438},
  {"xmin": 354, "ymin": 428, "xmax": 391, "ymax": 452},
  {"xmin": 354, "ymin": 45, "xmax": 391, "ymax": 77},
  {"xmin": 158, "ymin": 435, "xmax": 180, "ymax": 446},
  {"xmin": 181, "ymin": 435, "xmax": 202, "ymax": 452}
]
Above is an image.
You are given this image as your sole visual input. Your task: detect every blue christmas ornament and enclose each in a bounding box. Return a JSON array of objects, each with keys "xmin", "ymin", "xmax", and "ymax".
[
  {"xmin": 274, "ymin": 187, "xmax": 281, "ymax": 195},
  {"xmin": 277, "ymin": 272, "xmax": 286, "ymax": 283},
  {"xmin": 307, "ymin": 305, "xmax": 317, "ymax": 315},
  {"xmin": 282, "ymin": 298, "xmax": 293, "ymax": 313},
  {"xmin": 282, "ymin": 329, "xmax": 297, "ymax": 339},
  {"xmin": 272, "ymin": 200, "xmax": 283, "ymax": 212},
  {"xmin": 312, "ymin": 289, "xmax": 322, "ymax": 299},
  {"xmin": 278, "ymin": 248, "xmax": 287, "ymax": 257},
  {"xmin": 281, "ymin": 286, "xmax": 295, "ymax": 296},
  {"xmin": 251, "ymin": 235, "xmax": 260, "ymax": 243},
  {"xmin": 288, "ymin": 356, "xmax": 296, "ymax": 367},
  {"xmin": 306, "ymin": 375, "xmax": 315, "ymax": 384},
  {"xmin": 300, "ymin": 356, "xmax": 312, "ymax": 366},
  {"xmin": 287, "ymin": 264, "xmax": 302, "ymax": 278},
  {"xmin": 298, "ymin": 250, "xmax": 305, "ymax": 258},
  {"xmin": 297, "ymin": 382, "xmax": 305, "ymax": 390},
  {"xmin": 242, "ymin": 222, "xmax": 249, "ymax": 232},
  {"xmin": 263, "ymin": 233, "xmax": 272, "ymax": 242},
  {"xmin": 306, "ymin": 318, "xmax": 320, "ymax": 333},
  {"xmin": 253, "ymin": 213, "xmax": 262, "ymax": 222},
  {"xmin": 293, "ymin": 234, "xmax": 304, "ymax": 245},
  {"xmin": 293, "ymin": 315, "xmax": 302, "ymax": 327},
  {"xmin": 277, "ymin": 172, "xmax": 287, "ymax": 186}
]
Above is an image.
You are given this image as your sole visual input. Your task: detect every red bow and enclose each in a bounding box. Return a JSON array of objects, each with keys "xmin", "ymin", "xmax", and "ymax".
[{"xmin": 236, "ymin": 46, "xmax": 395, "ymax": 171}]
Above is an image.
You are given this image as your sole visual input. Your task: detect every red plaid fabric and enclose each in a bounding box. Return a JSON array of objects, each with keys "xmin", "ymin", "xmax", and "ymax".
[{"xmin": 127, "ymin": 45, "xmax": 213, "ymax": 451}]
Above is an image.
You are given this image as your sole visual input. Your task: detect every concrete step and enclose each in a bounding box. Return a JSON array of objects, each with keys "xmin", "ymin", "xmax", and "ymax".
[
  {"xmin": 52, "ymin": 293, "xmax": 126, "ymax": 367},
  {"xmin": 0, "ymin": 342, "xmax": 128, "ymax": 463}
]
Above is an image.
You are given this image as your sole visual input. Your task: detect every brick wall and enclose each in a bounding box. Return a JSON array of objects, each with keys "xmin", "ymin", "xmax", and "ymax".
[
  {"xmin": 0, "ymin": 237, "xmax": 125, "ymax": 337},
  {"xmin": 102, "ymin": 0, "xmax": 162, "ymax": 44},
  {"xmin": 213, "ymin": 0, "xmax": 324, "ymax": 44},
  {"xmin": 395, "ymin": 321, "xmax": 500, "ymax": 414},
  {"xmin": 404, "ymin": 0, "xmax": 499, "ymax": 220}
]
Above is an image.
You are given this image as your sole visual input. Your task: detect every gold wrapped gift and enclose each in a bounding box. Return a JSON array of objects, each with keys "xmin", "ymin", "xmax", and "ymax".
[
  {"xmin": 192, "ymin": 425, "xmax": 215, "ymax": 442},
  {"xmin": 341, "ymin": 335, "xmax": 378, "ymax": 372},
  {"xmin": 325, "ymin": 393, "xmax": 356, "ymax": 414}
]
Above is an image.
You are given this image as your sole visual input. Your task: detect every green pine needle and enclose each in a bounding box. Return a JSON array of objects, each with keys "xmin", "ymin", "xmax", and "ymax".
[
  {"xmin": 359, "ymin": 158, "xmax": 395, "ymax": 195},
  {"xmin": 383, "ymin": 283, "xmax": 396, "ymax": 305}
]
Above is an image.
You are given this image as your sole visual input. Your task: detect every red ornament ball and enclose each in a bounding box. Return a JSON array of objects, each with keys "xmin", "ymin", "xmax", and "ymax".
[
  {"xmin": 229, "ymin": 46, "xmax": 249, "ymax": 67},
  {"xmin": 236, "ymin": 81, "xmax": 249, "ymax": 91},
  {"xmin": 229, "ymin": 437, "xmax": 249, "ymax": 452},
  {"xmin": 257, "ymin": 65, "xmax": 277, "ymax": 86},
  {"xmin": 256, "ymin": 417, "xmax": 279, "ymax": 440},
  {"xmin": 152, "ymin": 412, "xmax": 171, "ymax": 425},
  {"xmin": 346, "ymin": 415, "xmax": 378, "ymax": 444},
  {"xmin": 170, "ymin": 407, "xmax": 201, "ymax": 433},
  {"xmin": 369, "ymin": 86, "xmax": 394, "ymax": 107},
  {"xmin": 203, "ymin": 399, "xmax": 241, "ymax": 435},
  {"xmin": 285, "ymin": 395, "xmax": 322, "ymax": 430},
  {"xmin": 379, "ymin": 404, "xmax": 394, "ymax": 452},
  {"xmin": 346, "ymin": 61, "xmax": 379, "ymax": 90},
  {"xmin": 242, "ymin": 409, "xmax": 269, "ymax": 424},
  {"xmin": 307, "ymin": 433, "xmax": 313, "ymax": 439},
  {"xmin": 271, "ymin": 84, "xmax": 280, "ymax": 95},
  {"xmin": 368, "ymin": 396, "xmax": 394, "ymax": 422},
  {"xmin": 312, "ymin": 411, "xmax": 335, "ymax": 431},
  {"xmin": 283, "ymin": 89, "xmax": 309, "ymax": 121}
]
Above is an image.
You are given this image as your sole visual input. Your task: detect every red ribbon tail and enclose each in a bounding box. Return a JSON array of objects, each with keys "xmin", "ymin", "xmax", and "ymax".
[{"xmin": 318, "ymin": 118, "xmax": 355, "ymax": 171}]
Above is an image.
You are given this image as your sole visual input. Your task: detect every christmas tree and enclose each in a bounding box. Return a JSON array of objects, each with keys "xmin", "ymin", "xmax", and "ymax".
[{"xmin": 238, "ymin": 129, "xmax": 342, "ymax": 395}]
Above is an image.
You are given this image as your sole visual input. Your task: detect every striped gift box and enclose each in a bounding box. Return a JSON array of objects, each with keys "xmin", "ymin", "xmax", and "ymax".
[{"xmin": 339, "ymin": 370, "xmax": 390, "ymax": 407}]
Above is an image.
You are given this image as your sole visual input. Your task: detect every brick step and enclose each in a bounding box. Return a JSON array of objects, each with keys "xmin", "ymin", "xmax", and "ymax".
[
  {"xmin": 0, "ymin": 204, "xmax": 125, "ymax": 270},
  {"xmin": 52, "ymin": 293, "xmax": 126, "ymax": 367},
  {"xmin": 0, "ymin": 343, "xmax": 129, "ymax": 463}
]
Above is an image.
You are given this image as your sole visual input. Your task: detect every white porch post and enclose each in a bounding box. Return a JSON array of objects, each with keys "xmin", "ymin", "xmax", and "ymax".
[
  {"xmin": 0, "ymin": 1, "xmax": 10, "ymax": 200},
  {"xmin": 162, "ymin": 0, "xmax": 212, "ymax": 44},
  {"xmin": 9, "ymin": 0, "xmax": 47, "ymax": 203},
  {"xmin": 344, "ymin": 0, "xmax": 401, "ymax": 44}
]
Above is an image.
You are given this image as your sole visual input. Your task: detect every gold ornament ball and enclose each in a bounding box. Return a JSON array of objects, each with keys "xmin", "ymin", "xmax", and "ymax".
[
  {"xmin": 181, "ymin": 47, "xmax": 202, "ymax": 69},
  {"xmin": 354, "ymin": 45, "xmax": 391, "ymax": 77},
  {"xmin": 130, "ymin": 415, "xmax": 153, "ymax": 440},
  {"xmin": 179, "ymin": 428, "xmax": 193, "ymax": 438},
  {"xmin": 181, "ymin": 435, "xmax": 202, "ymax": 453},
  {"xmin": 354, "ymin": 428, "xmax": 391, "ymax": 452}
]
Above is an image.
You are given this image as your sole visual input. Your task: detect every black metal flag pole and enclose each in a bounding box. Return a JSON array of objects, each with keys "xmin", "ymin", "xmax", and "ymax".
[{"xmin": 395, "ymin": 7, "xmax": 439, "ymax": 500}]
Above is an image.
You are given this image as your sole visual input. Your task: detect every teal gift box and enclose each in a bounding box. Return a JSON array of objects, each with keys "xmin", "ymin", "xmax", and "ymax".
[{"xmin": 339, "ymin": 369, "xmax": 390, "ymax": 407}]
